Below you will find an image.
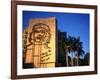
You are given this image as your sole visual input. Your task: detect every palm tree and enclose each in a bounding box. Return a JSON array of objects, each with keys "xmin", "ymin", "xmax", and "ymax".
[
  {"xmin": 67, "ymin": 36, "xmax": 84, "ymax": 66},
  {"xmin": 64, "ymin": 37, "xmax": 70, "ymax": 66},
  {"xmin": 67, "ymin": 36, "xmax": 75, "ymax": 66},
  {"xmin": 58, "ymin": 30, "xmax": 71, "ymax": 67},
  {"xmin": 73, "ymin": 37, "xmax": 84, "ymax": 66},
  {"xmin": 78, "ymin": 48, "xmax": 85, "ymax": 65},
  {"xmin": 58, "ymin": 31, "xmax": 85, "ymax": 67}
]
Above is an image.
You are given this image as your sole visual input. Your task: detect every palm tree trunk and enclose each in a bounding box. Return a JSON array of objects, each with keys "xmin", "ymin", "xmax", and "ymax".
[
  {"xmin": 71, "ymin": 48, "xmax": 74, "ymax": 66},
  {"xmin": 72, "ymin": 51, "xmax": 74, "ymax": 66},
  {"xmin": 64, "ymin": 44, "xmax": 68, "ymax": 66},
  {"xmin": 76, "ymin": 48, "xmax": 79, "ymax": 66},
  {"xmin": 65, "ymin": 48, "xmax": 68, "ymax": 67}
]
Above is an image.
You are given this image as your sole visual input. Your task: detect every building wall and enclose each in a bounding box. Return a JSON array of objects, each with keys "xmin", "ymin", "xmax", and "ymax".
[{"xmin": 23, "ymin": 17, "xmax": 56, "ymax": 68}]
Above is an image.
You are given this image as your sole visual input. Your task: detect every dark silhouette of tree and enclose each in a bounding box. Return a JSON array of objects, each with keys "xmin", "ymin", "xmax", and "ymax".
[
  {"xmin": 81, "ymin": 52, "xmax": 90, "ymax": 66},
  {"xmin": 73, "ymin": 37, "xmax": 85, "ymax": 66},
  {"xmin": 64, "ymin": 36, "xmax": 71, "ymax": 66},
  {"xmin": 58, "ymin": 30, "xmax": 86, "ymax": 67},
  {"xmin": 65, "ymin": 36, "xmax": 84, "ymax": 66},
  {"xmin": 68, "ymin": 36, "xmax": 75, "ymax": 66}
]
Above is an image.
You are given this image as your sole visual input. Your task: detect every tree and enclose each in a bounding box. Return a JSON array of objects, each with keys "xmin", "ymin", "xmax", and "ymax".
[
  {"xmin": 64, "ymin": 37, "xmax": 70, "ymax": 66},
  {"xmin": 67, "ymin": 36, "xmax": 76, "ymax": 66},
  {"xmin": 73, "ymin": 37, "xmax": 84, "ymax": 66},
  {"xmin": 82, "ymin": 52, "xmax": 90, "ymax": 66},
  {"xmin": 66, "ymin": 36, "xmax": 84, "ymax": 66},
  {"xmin": 58, "ymin": 30, "xmax": 85, "ymax": 67},
  {"xmin": 58, "ymin": 30, "xmax": 72, "ymax": 67},
  {"xmin": 77, "ymin": 48, "xmax": 85, "ymax": 66}
]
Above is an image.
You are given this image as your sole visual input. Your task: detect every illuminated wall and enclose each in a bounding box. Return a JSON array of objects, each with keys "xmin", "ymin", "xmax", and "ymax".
[{"xmin": 23, "ymin": 17, "xmax": 56, "ymax": 68}]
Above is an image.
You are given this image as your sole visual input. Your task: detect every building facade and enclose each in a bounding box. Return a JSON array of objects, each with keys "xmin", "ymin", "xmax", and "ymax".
[{"xmin": 23, "ymin": 17, "xmax": 56, "ymax": 68}]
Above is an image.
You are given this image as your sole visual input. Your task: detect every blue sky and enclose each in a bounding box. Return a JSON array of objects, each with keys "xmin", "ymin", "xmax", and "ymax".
[{"xmin": 23, "ymin": 11, "xmax": 90, "ymax": 53}]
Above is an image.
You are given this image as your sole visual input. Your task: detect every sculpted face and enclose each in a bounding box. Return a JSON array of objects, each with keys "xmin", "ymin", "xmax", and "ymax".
[
  {"xmin": 34, "ymin": 27, "xmax": 46, "ymax": 43},
  {"xmin": 32, "ymin": 23, "xmax": 50, "ymax": 44}
]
